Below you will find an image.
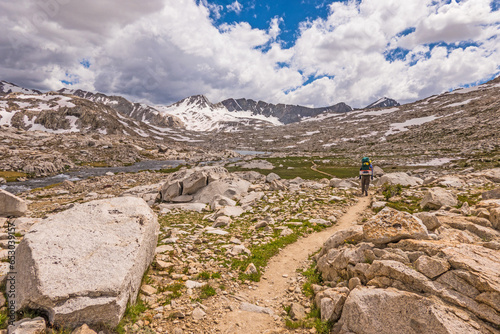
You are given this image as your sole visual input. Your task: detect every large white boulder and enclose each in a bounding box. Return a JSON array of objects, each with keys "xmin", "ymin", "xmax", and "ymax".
[
  {"xmin": 0, "ymin": 189, "xmax": 27, "ymax": 217},
  {"xmin": 160, "ymin": 166, "xmax": 229, "ymax": 202},
  {"xmin": 194, "ymin": 177, "xmax": 250, "ymax": 204},
  {"xmin": 336, "ymin": 287, "xmax": 483, "ymax": 334},
  {"xmin": 363, "ymin": 207, "xmax": 429, "ymax": 244},
  {"xmin": 376, "ymin": 172, "xmax": 423, "ymax": 187},
  {"xmin": 13, "ymin": 197, "xmax": 159, "ymax": 328},
  {"xmin": 420, "ymin": 187, "xmax": 458, "ymax": 209}
]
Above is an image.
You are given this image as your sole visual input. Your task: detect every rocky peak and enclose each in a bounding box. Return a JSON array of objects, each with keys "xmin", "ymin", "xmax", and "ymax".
[
  {"xmin": 365, "ymin": 97, "xmax": 400, "ymax": 109},
  {"xmin": 0, "ymin": 80, "xmax": 42, "ymax": 96},
  {"xmin": 220, "ymin": 98, "xmax": 352, "ymax": 124}
]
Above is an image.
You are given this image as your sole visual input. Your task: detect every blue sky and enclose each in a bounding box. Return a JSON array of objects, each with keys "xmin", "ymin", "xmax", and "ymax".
[
  {"xmin": 0, "ymin": 0, "xmax": 499, "ymax": 108},
  {"xmin": 202, "ymin": 0, "xmax": 333, "ymax": 47}
]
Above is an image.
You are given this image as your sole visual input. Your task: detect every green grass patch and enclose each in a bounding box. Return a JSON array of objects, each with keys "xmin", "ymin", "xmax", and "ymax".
[
  {"xmin": 199, "ymin": 284, "xmax": 216, "ymax": 299},
  {"xmin": 198, "ymin": 271, "xmax": 211, "ymax": 280},
  {"xmin": 0, "ymin": 171, "xmax": 28, "ymax": 182},
  {"xmin": 155, "ymin": 165, "xmax": 183, "ymax": 174},
  {"xmin": 159, "ymin": 282, "xmax": 184, "ymax": 305},
  {"xmin": 381, "ymin": 184, "xmax": 403, "ymax": 201},
  {"xmin": 232, "ymin": 232, "xmax": 299, "ymax": 282},
  {"xmin": 227, "ymin": 156, "xmax": 360, "ymax": 180},
  {"xmin": 385, "ymin": 195, "xmax": 424, "ymax": 214},
  {"xmin": 284, "ymin": 306, "xmax": 333, "ymax": 334},
  {"xmin": 457, "ymin": 193, "xmax": 481, "ymax": 207},
  {"xmin": 78, "ymin": 161, "xmax": 111, "ymax": 167},
  {"xmin": 115, "ymin": 299, "xmax": 147, "ymax": 334}
]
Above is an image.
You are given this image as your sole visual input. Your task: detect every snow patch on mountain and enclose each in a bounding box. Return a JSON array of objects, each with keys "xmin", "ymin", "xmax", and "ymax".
[
  {"xmin": 365, "ymin": 97, "xmax": 400, "ymax": 109},
  {"xmin": 0, "ymin": 81, "xmax": 41, "ymax": 95},
  {"xmin": 385, "ymin": 115, "xmax": 440, "ymax": 136},
  {"xmin": 157, "ymin": 96, "xmax": 283, "ymax": 132}
]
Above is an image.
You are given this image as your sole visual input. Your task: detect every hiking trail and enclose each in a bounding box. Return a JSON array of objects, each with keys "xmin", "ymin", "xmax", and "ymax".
[{"xmin": 216, "ymin": 195, "xmax": 372, "ymax": 333}]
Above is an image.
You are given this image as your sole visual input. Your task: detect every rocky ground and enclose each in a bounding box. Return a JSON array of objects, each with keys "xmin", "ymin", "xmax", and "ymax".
[{"xmin": 2, "ymin": 160, "xmax": 500, "ymax": 334}]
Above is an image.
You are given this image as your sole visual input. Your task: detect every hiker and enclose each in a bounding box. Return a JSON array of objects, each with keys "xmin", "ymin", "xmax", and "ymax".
[{"xmin": 359, "ymin": 157, "xmax": 373, "ymax": 196}]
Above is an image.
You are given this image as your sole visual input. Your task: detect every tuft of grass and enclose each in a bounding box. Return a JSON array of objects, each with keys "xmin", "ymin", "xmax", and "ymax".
[
  {"xmin": 0, "ymin": 171, "xmax": 28, "ymax": 182},
  {"xmin": 457, "ymin": 193, "xmax": 481, "ymax": 207},
  {"xmin": 115, "ymin": 299, "xmax": 147, "ymax": 334},
  {"xmin": 301, "ymin": 260, "xmax": 323, "ymax": 298},
  {"xmin": 232, "ymin": 232, "xmax": 299, "ymax": 282},
  {"xmin": 198, "ymin": 272, "xmax": 211, "ymax": 280},
  {"xmin": 159, "ymin": 282, "xmax": 185, "ymax": 305},
  {"xmin": 78, "ymin": 161, "xmax": 111, "ymax": 167},
  {"xmin": 199, "ymin": 284, "xmax": 216, "ymax": 299},
  {"xmin": 381, "ymin": 184, "xmax": 403, "ymax": 201},
  {"xmin": 385, "ymin": 195, "xmax": 423, "ymax": 214}
]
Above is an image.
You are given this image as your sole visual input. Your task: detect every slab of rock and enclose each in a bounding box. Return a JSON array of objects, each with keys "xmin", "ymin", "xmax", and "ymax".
[
  {"xmin": 71, "ymin": 324, "xmax": 97, "ymax": 334},
  {"xmin": 363, "ymin": 207, "xmax": 429, "ymax": 244},
  {"xmin": 335, "ymin": 287, "xmax": 483, "ymax": 334},
  {"xmin": 239, "ymin": 191, "xmax": 265, "ymax": 207},
  {"xmin": 8, "ymin": 317, "xmax": 46, "ymax": 334},
  {"xmin": 194, "ymin": 178, "xmax": 250, "ymax": 204},
  {"xmin": 210, "ymin": 195, "xmax": 236, "ymax": 210},
  {"xmin": 375, "ymin": 172, "xmax": 423, "ymax": 187},
  {"xmin": 330, "ymin": 178, "xmax": 357, "ymax": 188},
  {"xmin": 315, "ymin": 288, "xmax": 349, "ymax": 322},
  {"xmin": 436, "ymin": 176, "xmax": 465, "ymax": 188},
  {"xmin": 414, "ymin": 255, "xmax": 451, "ymax": 279},
  {"xmin": 420, "ymin": 187, "xmax": 458, "ymax": 210},
  {"xmin": 413, "ymin": 212, "xmax": 441, "ymax": 230},
  {"xmin": 160, "ymin": 166, "xmax": 229, "ymax": 201},
  {"xmin": 265, "ymin": 172, "xmax": 280, "ymax": 182},
  {"xmin": 14, "ymin": 197, "xmax": 159, "ymax": 328},
  {"xmin": 482, "ymin": 187, "xmax": 500, "ymax": 200},
  {"xmin": 216, "ymin": 206, "xmax": 245, "ymax": 217},
  {"xmin": 440, "ymin": 244, "xmax": 500, "ymax": 293},
  {"xmin": 475, "ymin": 168, "xmax": 500, "ymax": 183},
  {"xmin": 0, "ymin": 189, "xmax": 27, "ymax": 217},
  {"xmin": 239, "ymin": 302, "xmax": 273, "ymax": 315},
  {"xmin": 213, "ymin": 215, "xmax": 232, "ymax": 228},
  {"xmin": 318, "ymin": 226, "xmax": 364, "ymax": 258},
  {"xmin": 159, "ymin": 203, "xmax": 207, "ymax": 213},
  {"xmin": 289, "ymin": 302, "xmax": 306, "ymax": 321},
  {"xmin": 192, "ymin": 307, "xmax": 206, "ymax": 320},
  {"xmin": 244, "ymin": 263, "xmax": 258, "ymax": 275},
  {"xmin": 490, "ymin": 207, "xmax": 500, "ymax": 230}
]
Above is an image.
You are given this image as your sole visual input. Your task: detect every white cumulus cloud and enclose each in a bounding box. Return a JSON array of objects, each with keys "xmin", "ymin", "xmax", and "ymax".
[{"xmin": 0, "ymin": 0, "xmax": 498, "ymax": 109}]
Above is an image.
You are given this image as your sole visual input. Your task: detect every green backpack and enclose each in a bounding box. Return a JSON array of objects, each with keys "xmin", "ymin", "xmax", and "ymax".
[{"xmin": 361, "ymin": 157, "xmax": 371, "ymax": 171}]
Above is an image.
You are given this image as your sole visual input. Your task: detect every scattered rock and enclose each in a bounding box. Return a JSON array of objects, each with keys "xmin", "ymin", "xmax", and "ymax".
[
  {"xmin": 420, "ymin": 187, "xmax": 458, "ymax": 210},
  {"xmin": 363, "ymin": 207, "xmax": 429, "ymax": 244},
  {"xmin": 482, "ymin": 187, "xmax": 500, "ymax": 200},
  {"xmin": 0, "ymin": 189, "xmax": 27, "ymax": 217},
  {"xmin": 375, "ymin": 173, "xmax": 423, "ymax": 187},
  {"xmin": 266, "ymin": 172, "xmax": 281, "ymax": 182},
  {"xmin": 289, "ymin": 303, "xmax": 306, "ymax": 320},
  {"xmin": 239, "ymin": 302, "xmax": 273, "ymax": 315},
  {"xmin": 7, "ymin": 317, "xmax": 46, "ymax": 334},
  {"xmin": 192, "ymin": 307, "xmax": 206, "ymax": 320},
  {"xmin": 414, "ymin": 255, "xmax": 451, "ymax": 279},
  {"xmin": 244, "ymin": 263, "xmax": 258, "ymax": 275},
  {"xmin": 71, "ymin": 324, "xmax": 97, "ymax": 334}
]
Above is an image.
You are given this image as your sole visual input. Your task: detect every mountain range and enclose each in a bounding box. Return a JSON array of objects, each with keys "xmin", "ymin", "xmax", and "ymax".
[{"xmin": 0, "ymin": 80, "xmax": 398, "ymax": 134}]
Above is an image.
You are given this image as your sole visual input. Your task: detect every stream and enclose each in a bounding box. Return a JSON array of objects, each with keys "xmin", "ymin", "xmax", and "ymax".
[
  {"xmin": 1, "ymin": 150, "xmax": 271, "ymax": 195},
  {"xmin": 1, "ymin": 160, "xmax": 186, "ymax": 194}
]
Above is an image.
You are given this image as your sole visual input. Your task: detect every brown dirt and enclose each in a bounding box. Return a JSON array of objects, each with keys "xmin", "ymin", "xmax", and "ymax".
[{"xmin": 216, "ymin": 195, "xmax": 371, "ymax": 333}]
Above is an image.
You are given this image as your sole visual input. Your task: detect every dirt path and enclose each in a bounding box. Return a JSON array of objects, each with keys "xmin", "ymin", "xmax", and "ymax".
[
  {"xmin": 216, "ymin": 195, "xmax": 371, "ymax": 334},
  {"xmin": 310, "ymin": 161, "xmax": 334, "ymax": 178}
]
